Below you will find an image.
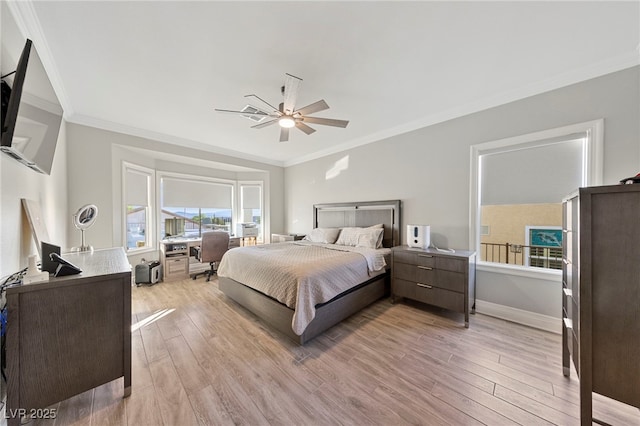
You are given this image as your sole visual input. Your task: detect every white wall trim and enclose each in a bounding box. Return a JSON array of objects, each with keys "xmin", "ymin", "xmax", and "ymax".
[
  {"xmin": 476, "ymin": 299, "xmax": 561, "ymax": 334},
  {"xmin": 477, "ymin": 261, "xmax": 561, "ymax": 281}
]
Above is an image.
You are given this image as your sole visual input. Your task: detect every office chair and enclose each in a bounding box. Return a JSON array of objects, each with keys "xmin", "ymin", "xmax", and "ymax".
[{"xmin": 191, "ymin": 231, "xmax": 229, "ymax": 282}]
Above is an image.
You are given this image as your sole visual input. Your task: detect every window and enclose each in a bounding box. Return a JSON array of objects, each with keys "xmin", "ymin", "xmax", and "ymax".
[
  {"xmin": 470, "ymin": 120, "xmax": 603, "ymax": 272},
  {"xmin": 123, "ymin": 162, "xmax": 154, "ymax": 251},
  {"xmin": 239, "ymin": 182, "xmax": 263, "ymax": 243},
  {"xmin": 160, "ymin": 175, "xmax": 234, "ymax": 238}
]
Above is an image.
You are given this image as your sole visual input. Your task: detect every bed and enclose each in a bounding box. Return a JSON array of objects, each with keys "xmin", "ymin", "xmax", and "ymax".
[{"xmin": 218, "ymin": 200, "xmax": 401, "ymax": 344}]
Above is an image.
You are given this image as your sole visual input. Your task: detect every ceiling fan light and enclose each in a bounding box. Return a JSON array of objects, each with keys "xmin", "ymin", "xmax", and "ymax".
[{"xmin": 278, "ymin": 116, "xmax": 296, "ymax": 128}]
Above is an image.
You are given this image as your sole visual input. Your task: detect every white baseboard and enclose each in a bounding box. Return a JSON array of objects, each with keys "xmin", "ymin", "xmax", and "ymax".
[{"xmin": 475, "ymin": 300, "xmax": 561, "ymax": 334}]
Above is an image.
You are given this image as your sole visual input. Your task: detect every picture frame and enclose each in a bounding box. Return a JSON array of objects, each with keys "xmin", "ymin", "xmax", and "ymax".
[
  {"xmin": 524, "ymin": 225, "xmax": 563, "ymax": 268},
  {"xmin": 21, "ymin": 198, "xmax": 50, "ymax": 258},
  {"xmin": 528, "ymin": 227, "xmax": 562, "ymax": 248}
]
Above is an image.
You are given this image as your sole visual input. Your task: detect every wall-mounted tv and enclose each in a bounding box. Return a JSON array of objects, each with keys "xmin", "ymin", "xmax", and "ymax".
[{"xmin": 1, "ymin": 39, "xmax": 63, "ymax": 175}]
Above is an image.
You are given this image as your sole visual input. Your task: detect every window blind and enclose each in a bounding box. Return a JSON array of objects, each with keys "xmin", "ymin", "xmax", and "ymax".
[
  {"xmin": 125, "ymin": 168, "xmax": 149, "ymax": 206},
  {"xmin": 162, "ymin": 177, "xmax": 232, "ymax": 209},
  {"xmin": 241, "ymin": 185, "xmax": 261, "ymax": 209}
]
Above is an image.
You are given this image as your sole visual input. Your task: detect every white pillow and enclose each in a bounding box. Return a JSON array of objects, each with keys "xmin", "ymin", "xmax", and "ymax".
[
  {"xmin": 368, "ymin": 224, "xmax": 385, "ymax": 248},
  {"xmin": 303, "ymin": 227, "xmax": 341, "ymax": 244},
  {"xmin": 335, "ymin": 227, "xmax": 384, "ymax": 249}
]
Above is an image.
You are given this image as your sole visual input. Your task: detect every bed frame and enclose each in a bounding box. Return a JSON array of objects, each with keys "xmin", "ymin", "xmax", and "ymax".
[{"xmin": 218, "ymin": 200, "xmax": 401, "ymax": 344}]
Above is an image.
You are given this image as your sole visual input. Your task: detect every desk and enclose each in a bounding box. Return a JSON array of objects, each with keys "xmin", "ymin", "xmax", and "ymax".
[
  {"xmin": 160, "ymin": 236, "xmax": 240, "ymax": 281},
  {"xmin": 6, "ymin": 248, "xmax": 131, "ymax": 425}
]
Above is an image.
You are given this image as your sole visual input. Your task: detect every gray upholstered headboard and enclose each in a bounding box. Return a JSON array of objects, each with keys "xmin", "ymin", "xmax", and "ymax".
[{"xmin": 313, "ymin": 200, "xmax": 401, "ymax": 248}]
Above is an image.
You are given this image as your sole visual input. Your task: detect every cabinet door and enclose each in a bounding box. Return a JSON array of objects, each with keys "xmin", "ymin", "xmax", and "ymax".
[
  {"xmin": 11, "ymin": 278, "xmax": 125, "ymax": 409},
  {"xmin": 166, "ymin": 257, "xmax": 188, "ymax": 276},
  {"xmin": 587, "ymin": 188, "xmax": 640, "ymax": 407}
]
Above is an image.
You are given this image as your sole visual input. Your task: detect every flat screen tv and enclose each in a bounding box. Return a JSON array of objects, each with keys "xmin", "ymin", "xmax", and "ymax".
[{"xmin": 1, "ymin": 39, "xmax": 63, "ymax": 175}]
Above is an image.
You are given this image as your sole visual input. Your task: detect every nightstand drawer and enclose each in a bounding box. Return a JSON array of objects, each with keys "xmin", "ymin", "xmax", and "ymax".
[
  {"xmin": 394, "ymin": 263, "xmax": 465, "ymax": 293},
  {"xmin": 394, "ymin": 262, "xmax": 434, "ymax": 283},
  {"xmin": 436, "ymin": 257, "xmax": 466, "ymax": 273},
  {"xmin": 393, "ymin": 278, "xmax": 464, "ymax": 313},
  {"xmin": 436, "ymin": 270, "xmax": 465, "ymax": 293},
  {"xmin": 393, "ymin": 250, "xmax": 435, "ymax": 267}
]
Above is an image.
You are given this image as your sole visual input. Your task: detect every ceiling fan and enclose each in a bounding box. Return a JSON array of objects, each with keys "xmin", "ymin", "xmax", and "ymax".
[{"xmin": 215, "ymin": 73, "xmax": 349, "ymax": 142}]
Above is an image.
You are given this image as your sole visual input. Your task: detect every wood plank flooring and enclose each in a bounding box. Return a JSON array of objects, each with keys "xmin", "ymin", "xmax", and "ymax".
[{"xmin": 11, "ymin": 276, "xmax": 640, "ymax": 425}]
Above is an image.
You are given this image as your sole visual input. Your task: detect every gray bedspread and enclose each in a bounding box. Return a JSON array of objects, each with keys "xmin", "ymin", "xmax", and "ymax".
[{"xmin": 217, "ymin": 241, "xmax": 389, "ymax": 335}]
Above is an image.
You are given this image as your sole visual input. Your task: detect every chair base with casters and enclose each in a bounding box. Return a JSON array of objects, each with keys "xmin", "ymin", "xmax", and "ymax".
[{"xmin": 191, "ymin": 261, "xmax": 219, "ymax": 282}]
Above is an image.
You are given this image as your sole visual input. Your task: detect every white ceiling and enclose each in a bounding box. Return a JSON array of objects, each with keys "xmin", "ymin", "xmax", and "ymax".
[{"xmin": 9, "ymin": 1, "xmax": 640, "ymax": 167}]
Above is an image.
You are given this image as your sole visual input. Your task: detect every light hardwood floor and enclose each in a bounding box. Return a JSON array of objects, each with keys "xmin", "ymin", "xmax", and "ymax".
[{"xmin": 19, "ymin": 277, "xmax": 640, "ymax": 425}]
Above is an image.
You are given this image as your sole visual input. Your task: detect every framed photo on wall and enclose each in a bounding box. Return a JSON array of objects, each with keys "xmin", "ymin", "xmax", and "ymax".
[
  {"xmin": 21, "ymin": 198, "xmax": 50, "ymax": 258},
  {"xmin": 525, "ymin": 225, "xmax": 563, "ymax": 269}
]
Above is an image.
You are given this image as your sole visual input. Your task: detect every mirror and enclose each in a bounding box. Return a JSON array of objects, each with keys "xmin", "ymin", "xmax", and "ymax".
[{"xmin": 72, "ymin": 204, "xmax": 98, "ymax": 252}]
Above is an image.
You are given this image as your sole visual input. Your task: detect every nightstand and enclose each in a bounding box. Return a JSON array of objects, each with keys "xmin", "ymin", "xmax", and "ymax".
[{"xmin": 391, "ymin": 246, "xmax": 476, "ymax": 327}]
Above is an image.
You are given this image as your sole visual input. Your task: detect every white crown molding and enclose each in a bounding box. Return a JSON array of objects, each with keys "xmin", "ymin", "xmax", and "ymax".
[
  {"xmin": 67, "ymin": 114, "xmax": 285, "ymax": 168},
  {"xmin": 284, "ymin": 52, "xmax": 639, "ymax": 167},
  {"xmin": 72, "ymin": 52, "xmax": 638, "ymax": 169},
  {"xmin": 10, "ymin": 1, "xmax": 639, "ymax": 168},
  {"xmin": 7, "ymin": 0, "xmax": 75, "ymax": 118}
]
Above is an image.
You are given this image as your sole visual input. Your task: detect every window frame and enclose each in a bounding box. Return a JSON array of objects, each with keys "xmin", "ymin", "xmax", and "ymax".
[
  {"xmin": 157, "ymin": 171, "xmax": 236, "ymax": 241},
  {"xmin": 122, "ymin": 161, "xmax": 155, "ymax": 253},
  {"xmin": 238, "ymin": 180, "xmax": 265, "ymax": 243},
  {"xmin": 469, "ymin": 119, "xmax": 603, "ymax": 277}
]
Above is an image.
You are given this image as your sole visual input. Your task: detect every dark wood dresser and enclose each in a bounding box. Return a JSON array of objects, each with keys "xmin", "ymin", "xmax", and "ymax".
[
  {"xmin": 6, "ymin": 247, "xmax": 131, "ymax": 425},
  {"xmin": 391, "ymin": 246, "xmax": 476, "ymax": 327},
  {"xmin": 562, "ymin": 184, "xmax": 640, "ymax": 425}
]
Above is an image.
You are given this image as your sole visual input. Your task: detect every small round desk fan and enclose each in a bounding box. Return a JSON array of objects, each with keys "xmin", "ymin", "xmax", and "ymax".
[{"xmin": 72, "ymin": 204, "xmax": 98, "ymax": 252}]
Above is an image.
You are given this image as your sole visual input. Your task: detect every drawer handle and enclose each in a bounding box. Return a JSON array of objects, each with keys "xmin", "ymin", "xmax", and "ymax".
[
  {"xmin": 562, "ymin": 258, "xmax": 570, "ymax": 265},
  {"xmin": 563, "ymin": 318, "xmax": 573, "ymax": 330},
  {"xmin": 416, "ymin": 283, "xmax": 433, "ymax": 289},
  {"xmin": 418, "ymin": 254, "xmax": 434, "ymax": 258},
  {"xmin": 563, "ymin": 288, "xmax": 573, "ymax": 297},
  {"xmin": 417, "ymin": 266, "xmax": 433, "ymax": 270}
]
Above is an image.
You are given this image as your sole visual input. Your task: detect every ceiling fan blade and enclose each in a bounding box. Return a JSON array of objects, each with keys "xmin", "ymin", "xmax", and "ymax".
[
  {"xmin": 301, "ymin": 116, "xmax": 349, "ymax": 128},
  {"xmin": 251, "ymin": 119, "xmax": 278, "ymax": 129},
  {"xmin": 295, "ymin": 122, "xmax": 316, "ymax": 135},
  {"xmin": 244, "ymin": 94, "xmax": 280, "ymax": 114},
  {"xmin": 279, "ymin": 127, "xmax": 290, "ymax": 142},
  {"xmin": 294, "ymin": 99, "xmax": 329, "ymax": 116},
  {"xmin": 215, "ymin": 108, "xmax": 279, "ymax": 118},
  {"xmin": 282, "ymin": 73, "xmax": 302, "ymax": 115}
]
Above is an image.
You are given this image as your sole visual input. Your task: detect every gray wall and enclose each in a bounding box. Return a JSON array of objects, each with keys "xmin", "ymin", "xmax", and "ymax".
[
  {"xmin": 0, "ymin": 3, "xmax": 69, "ymax": 276},
  {"xmin": 284, "ymin": 66, "xmax": 640, "ymax": 320},
  {"xmin": 0, "ymin": 122, "xmax": 69, "ymax": 276},
  {"xmin": 65, "ymin": 123, "xmax": 285, "ymax": 261}
]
